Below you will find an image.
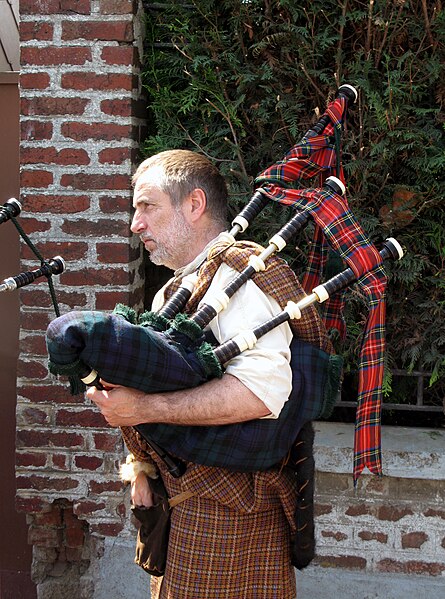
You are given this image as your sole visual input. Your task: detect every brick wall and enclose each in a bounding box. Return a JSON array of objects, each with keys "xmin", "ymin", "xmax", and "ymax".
[
  {"xmin": 15, "ymin": 1, "xmax": 445, "ymax": 596},
  {"xmin": 17, "ymin": 0, "xmax": 146, "ymax": 595},
  {"xmin": 312, "ymin": 423, "xmax": 445, "ymax": 580}
]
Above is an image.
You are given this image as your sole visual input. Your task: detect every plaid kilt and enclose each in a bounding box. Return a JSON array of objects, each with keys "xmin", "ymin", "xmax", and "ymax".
[{"xmin": 147, "ymin": 451, "xmax": 298, "ymax": 599}]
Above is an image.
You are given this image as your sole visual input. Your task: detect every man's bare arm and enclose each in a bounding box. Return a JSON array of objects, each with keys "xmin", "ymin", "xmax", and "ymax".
[{"xmin": 87, "ymin": 373, "xmax": 271, "ymax": 428}]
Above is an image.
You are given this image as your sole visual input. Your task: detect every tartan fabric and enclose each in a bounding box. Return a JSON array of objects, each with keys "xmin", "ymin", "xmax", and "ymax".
[
  {"xmin": 46, "ymin": 310, "xmax": 209, "ymax": 391},
  {"xmin": 254, "ymin": 94, "xmax": 388, "ymax": 481},
  {"xmin": 147, "ymin": 448, "xmax": 298, "ymax": 599},
  {"xmin": 132, "ymin": 239, "xmax": 338, "ymax": 471},
  {"xmin": 135, "ymin": 336, "xmax": 339, "ymax": 471}
]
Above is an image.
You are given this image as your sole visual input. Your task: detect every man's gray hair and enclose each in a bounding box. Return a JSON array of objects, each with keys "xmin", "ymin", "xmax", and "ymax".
[{"xmin": 133, "ymin": 150, "xmax": 228, "ymax": 227}]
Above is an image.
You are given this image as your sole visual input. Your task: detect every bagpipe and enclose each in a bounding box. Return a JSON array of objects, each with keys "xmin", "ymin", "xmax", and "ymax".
[
  {"xmin": 0, "ymin": 198, "xmax": 65, "ymax": 306},
  {"xmin": 45, "ymin": 84, "xmax": 404, "ymax": 483}
]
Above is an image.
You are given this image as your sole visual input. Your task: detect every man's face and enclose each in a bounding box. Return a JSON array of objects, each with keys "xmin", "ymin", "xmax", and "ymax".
[{"xmin": 131, "ymin": 167, "xmax": 193, "ymax": 270}]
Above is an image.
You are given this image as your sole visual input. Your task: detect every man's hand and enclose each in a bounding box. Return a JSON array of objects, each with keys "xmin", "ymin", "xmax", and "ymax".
[
  {"xmin": 87, "ymin": 384, "xmax": 147, "ymax": 427},
  {"xmin": 131, "ymin": 472, "xmax": 154, "ymax": 508}
]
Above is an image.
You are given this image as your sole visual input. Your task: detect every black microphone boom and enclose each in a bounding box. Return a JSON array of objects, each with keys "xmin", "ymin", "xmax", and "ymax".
[
  {"xmin": 0, "ymin": 198, "xmax": 22, "ymax": 225},
  {"xmin": 0, "ymin": 256, "xmax": 65, "ymax": 293}
]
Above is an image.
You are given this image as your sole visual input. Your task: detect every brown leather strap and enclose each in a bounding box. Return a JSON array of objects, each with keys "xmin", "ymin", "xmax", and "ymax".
[{"xmin": 169, "ymin": 489, "xmax": 195, "ymax": 508}]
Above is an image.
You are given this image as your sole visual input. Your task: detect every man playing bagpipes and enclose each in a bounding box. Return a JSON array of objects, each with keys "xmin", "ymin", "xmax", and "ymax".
[
  {"xmin": 86, "ymin": 149, "xmax": 329, "ymax": 598},
  {"xmin": 46, "ymin": 84, "xmax": 402, "ymax": 597}
]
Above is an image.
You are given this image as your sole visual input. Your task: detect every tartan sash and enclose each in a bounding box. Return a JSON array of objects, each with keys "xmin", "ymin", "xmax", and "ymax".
[{"xmin": 254, "ymin": 95, "xmax": 387, "ymax": 482}]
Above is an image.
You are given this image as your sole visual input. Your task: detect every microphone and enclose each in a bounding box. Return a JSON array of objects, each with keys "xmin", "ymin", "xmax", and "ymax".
[
  {"xmin": 0, "ymin": 199, "xmax": 22, "ymax": 225},
  {"xmin": 0, "ymin": 256, "xmax": 65, "ymax": 293}
]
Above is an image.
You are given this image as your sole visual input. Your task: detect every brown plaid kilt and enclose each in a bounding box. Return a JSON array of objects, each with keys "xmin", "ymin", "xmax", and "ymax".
[
  {"xmin": 149, "ymin": 453, "xmax": 298, "ymax": 599},
  {"xmin": 120, "ymin": 239, "xmax": 329, "ymax": 597}
]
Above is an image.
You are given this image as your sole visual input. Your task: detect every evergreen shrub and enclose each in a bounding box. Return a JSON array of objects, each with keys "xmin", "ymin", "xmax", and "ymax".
[{"xmin": 140, "ymin": 0, "xmax": 445, "ymax": 416}]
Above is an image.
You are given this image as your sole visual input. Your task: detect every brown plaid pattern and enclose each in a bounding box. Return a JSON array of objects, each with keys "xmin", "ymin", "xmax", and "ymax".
[{"xmin": 149, "ymin": 454, "xmax": 297, "ymax": 599}]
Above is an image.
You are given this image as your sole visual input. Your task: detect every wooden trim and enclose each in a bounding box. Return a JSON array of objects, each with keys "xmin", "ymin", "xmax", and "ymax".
[{"xmin": 0, "ymin": 71, "xmax": 19, "ymax": 84}]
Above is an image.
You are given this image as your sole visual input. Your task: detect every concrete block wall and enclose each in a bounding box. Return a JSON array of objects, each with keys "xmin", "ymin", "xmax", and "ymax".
[{"xmin": 17, "ymin": 0, "xmax": 146, "ymax": 595}]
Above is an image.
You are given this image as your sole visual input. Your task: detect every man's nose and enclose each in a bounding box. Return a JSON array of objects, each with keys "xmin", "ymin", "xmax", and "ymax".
[{"xmin": 130, "ymin": 211, "xmax": 145, "ymax": 234}]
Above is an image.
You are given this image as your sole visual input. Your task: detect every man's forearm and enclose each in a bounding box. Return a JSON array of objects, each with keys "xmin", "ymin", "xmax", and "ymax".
[{"xmin": 88, "ymin": 373, "xmax": 271, "ymax": 428}]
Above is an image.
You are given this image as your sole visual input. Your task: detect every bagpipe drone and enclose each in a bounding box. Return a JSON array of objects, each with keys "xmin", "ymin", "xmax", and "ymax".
[
  {"xmin": 45, "ymin": 84, "xmax": 404, "ymax": 483},
  {"xmin": 0, "ymin": 198, "xmax": 65, "ymax": 304}
]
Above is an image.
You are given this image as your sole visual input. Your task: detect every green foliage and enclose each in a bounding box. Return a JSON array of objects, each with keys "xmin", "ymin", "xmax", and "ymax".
[{"xmin": 140, "ymin": 0, "xmax": 445, "ymax": 406}]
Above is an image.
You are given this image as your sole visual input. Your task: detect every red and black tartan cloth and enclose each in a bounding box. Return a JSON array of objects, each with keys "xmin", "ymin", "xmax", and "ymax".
[{"xmin": 255, "ymin": 95, "xmax": 388, "ymax": 482}]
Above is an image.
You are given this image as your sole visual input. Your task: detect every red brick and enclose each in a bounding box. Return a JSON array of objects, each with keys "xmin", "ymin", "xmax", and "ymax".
[
  {"xmin": 74, "ymin": 455, "xmax": 104, "ymax": 470},
  {"xmin": 21, "ymin": 120, "xmax": 53, "ymax": 141},
  {"xmin": 315, "ymin": 555, "xmax": 367, "ymax": 570},
  {"xmin": 15, "ymin": 496, "xmax": 52, "ymax": 514},
  {"xmin": 21, "ymin": 147, "xmax": 90, "ymax": 166},
  {"xmin": 18, "ymin": 217, "xmax": 52, "ymax": 235},
  {"xmin": 21, "ymin": 288, "xmax": 87, "ymax": 310},
  {"xmin": 424, "ymin": 508, "xmax": 445, "ymax": 520},
  {"xmin": 61, "ymin": 172, "xmax": 130, "ymax": 191},
  {"xmin": 52, "ymin": 454, "xmax": 69, "ymax": 470},
  {"xmin": 20, "ymin": 0, "xmax": 61, "ymax": 13},
  {"xmin": 96, "ymin": 241, "xmax": 138, "ymax": 263},
  {"xmin": 61, "ymin": 121, "xmax": 131, "ymax": 141},
  {"xmin": 21, "ymin": 46, "xmax": 91, "ymax": 66},
  {"xmin": 60, "ymin": 0, "xmax": 91, "ymax": 13},
  {"xmin": 95, "ymin": 291, "xmax": 134, "ymax": 310},
  {"xmin": 314, "ymin": 503, "xmax": 333, "ymax": 517},
  {"xmin": 18, "ymin": 384, "xmax": 80, "ymax": 404},
  {"xmin": 20, "ymin": 0, "xmax": 90, "ymax": 13},
  {"xmin": 55, "ymin": 408, "xmax": 107, "ymax": 428},
  {"xmin": 20, "ymin": 169, "xmax": 53, "ymax": 188},
  {"xmin": 18, "ymin": 406, "xmax": 49, "ymax": 425},
  {"xmin": 90, "ymin": 522, "xmax": 124, "ymax": 536},
  {"xmin": 16, "ymin": 429, "xmax": 84, "ymax": 449},
  {"xmin": 17, "ymin": 359, "xmax": 48, "ymax": 379},
  {"xmin": 17, "ymin": 474, "xmax": 80, "ymax": 492},
  {"xmin": 89, "ymin": 479, "xmax": 123, "ymax": 494},
  {"xmin": 100, "ymin": 98, "xmax": 132, "ymax": 117},
  {"xmin": 20, "ymin": 310, "xmax": 52, "ymax": 331},
  {"xmin": 24, "ymin": 194, "xmax": 90, "ymax": 214},
  {"xmin": 60, "ymin": 218, "xmax": 130, "ymax": 237},
  {"xmin": 100, "ymin": 0, "xmax": 134, "ymax": 14},
  {"xmin": 401, "ymin": 531, "xmax": 428, "ymax": 549},
  {"xmin": 377, "ymin": 558, "xmax": 445, "ymax": 576},
  {"xmin": 20, "ymin": 333, "xmax": 48, "ymax": 355},
  {"xmin": 321, "ymin": 530, "xmax": 348, "ymax": 541},
  {"xmin": 62, "ymin": 20, "xmax": 133, "ymax": 42},
  {"xmin": 99, "ymin": 195, "xmax": 131, "ymax": 213},
  {"xmin": 22, "ymin": 241, "xmax": 88, "ymax": 262},
  {"xmin": 98, "ymin": 147, "xmax": 131, "ymax": 164},
  {"xmin": 16, "ymin": 451, "xmax": 48, "ymax": 468},
  {"xmin": 61, "ymin": 267, "xmax": 131, "ymax": 287},
  {"xmin": 92, "ymin": 431, "xmax": 123, "ymax": 452},
  {"xmin": 65, "ymin": 524, "xmax": 85, "ymax": 548},
  {"xmin": 377, "ymin": 505, "xmax": 413, "ymax": 522},
  {"xmin": 345, "ymin": 503, "xmax": 373, "ymax": 517},
  {"xmin": 358, "ymin": 530, "xmax": 388, "ymax": 544},
  {"xmin": 62, "ymin": 72, "xmax": 134, "ymax": 91},
  {"xmin": 73, "ymin": 499, "xmax": 107, "ymax": 517},
  {"xmin": 101, "ymin": 46, "xmax": 136, "ymax": 66},
  {"xmin": 20, "ymin": 21, "xmax": 54, "ymax": 41},
  {"xmin": 20, "ymin": 73, "xmax": 51, "ymax": 90},
  {"xmin": 21, "ymin": 97, "xmax": 89, "ymax": 117}
]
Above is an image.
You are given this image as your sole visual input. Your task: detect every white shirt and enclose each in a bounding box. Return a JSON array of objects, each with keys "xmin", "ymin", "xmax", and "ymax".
[{"xmin": 152, "ymin": 237, "xmax": 293, "ymax": 418}]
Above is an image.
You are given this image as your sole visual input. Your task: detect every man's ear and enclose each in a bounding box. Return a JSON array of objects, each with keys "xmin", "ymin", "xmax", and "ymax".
[{"xmin": 184, "ymin": 188, "xmax": 207, "ymax": 223}]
